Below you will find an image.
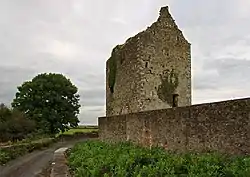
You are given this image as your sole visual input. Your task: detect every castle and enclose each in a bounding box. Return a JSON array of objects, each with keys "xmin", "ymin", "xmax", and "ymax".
[
  {"xmin": 99, "ymin": 6, "xmax": 250, "ymax": 155},
  {"xmin": 106, "ymin": 6, "xmax": 191, "ymax": 116}
]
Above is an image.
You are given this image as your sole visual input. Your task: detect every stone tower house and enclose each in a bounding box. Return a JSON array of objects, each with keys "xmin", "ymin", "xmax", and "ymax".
[{"xmin": 106, "ymin": 6, "xmax": 191, "ymax": 116}]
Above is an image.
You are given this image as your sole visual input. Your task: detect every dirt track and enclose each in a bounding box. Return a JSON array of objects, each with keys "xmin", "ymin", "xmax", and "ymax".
[{"xmin": 0, "ymin": 138, "xmax": 87, "ymax": 177}]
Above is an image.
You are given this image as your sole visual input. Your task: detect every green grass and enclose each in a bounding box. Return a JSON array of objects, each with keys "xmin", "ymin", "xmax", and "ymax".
[
  {"xmin": 67, "ymin": 140, "xmax": 250, "ymax": 177},
  {"xmin": 77, "ymin": 125, "xmax": 98, "ymax": 129},
  {"xmin": 61, "ymin": 128, "xmax": 98, "ymax": 135},
  {"xmin": 59, "ymin": 126, "xmax": 98, "ymax": 135},
  {"xmin": 0, "ymin": 138, "xmax": 55, "ymax": 165}
]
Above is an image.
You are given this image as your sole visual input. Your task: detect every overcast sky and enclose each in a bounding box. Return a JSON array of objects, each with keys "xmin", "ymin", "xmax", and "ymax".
[{"xmin": 0, "ymin": 0, "xmax": 250, "ymax": 125}]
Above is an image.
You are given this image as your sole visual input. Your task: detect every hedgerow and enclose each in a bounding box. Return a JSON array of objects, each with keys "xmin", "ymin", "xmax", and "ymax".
[
  {"xmin": 0, "ymin": 138, "xmax": 55, "ymax": 165},
  {"xmin": 67, "ymin": 140, "xmax": 250, "ymax": 177},
  {"xmin": 0, "ymin": 104, "xmax": 36, "ymax": 142}
]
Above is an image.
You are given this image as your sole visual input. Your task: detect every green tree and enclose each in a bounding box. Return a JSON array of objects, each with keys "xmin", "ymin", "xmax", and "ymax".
[
  {"xmin": 12, "ymin": 73, "xmax": 81, "ymax": 135},
  {"xmin": 0, "ymin": 103, "xmax": 11, "ymax": 122},
  {"xmin": 0, "ymin": 104, "xmax": 36, "ymax": 142}
]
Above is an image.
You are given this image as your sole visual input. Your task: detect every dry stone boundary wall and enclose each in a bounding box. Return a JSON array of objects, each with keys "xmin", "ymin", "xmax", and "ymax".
[{"xmin": 99, "ymin": 97, "xmax": 250, "ymax": 155}]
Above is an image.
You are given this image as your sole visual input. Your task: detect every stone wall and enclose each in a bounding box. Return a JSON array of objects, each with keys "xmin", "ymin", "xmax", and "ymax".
[
  {"xmin": 99, "ymin": 97, "xmax": 250, "ymax": 155},
  {"xmin": 98, "ymin": 115, "xmax": 127, "ymax": 141},
  {"xmin": 106, "ymin": 6, "xmax": 191, "ymax": 117}
]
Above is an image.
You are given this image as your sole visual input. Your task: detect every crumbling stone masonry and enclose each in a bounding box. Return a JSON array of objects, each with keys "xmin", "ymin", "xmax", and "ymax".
[{"xmin": 106, "ymin": 6, "xmax": 191, "ymax": 116}]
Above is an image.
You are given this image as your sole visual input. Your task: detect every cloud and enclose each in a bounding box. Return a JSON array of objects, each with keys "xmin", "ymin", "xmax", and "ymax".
[
  {"xmin": 0, "ymin": 65, "xmax": 37, "ymax": 104},
  {"xmin": 36, "ymin": 39, "xmax": 82, "ymax": 59},
  {"xmin": 1, "ymin": 0, "xmax": 250, "ymax": 124},
  {"xmin": 109, "ymin": 18, "xmax": 128, "ymax": 25},
  {"xmin": 79, "ymin": 88, "xmax": 105, "ymax": 107}
]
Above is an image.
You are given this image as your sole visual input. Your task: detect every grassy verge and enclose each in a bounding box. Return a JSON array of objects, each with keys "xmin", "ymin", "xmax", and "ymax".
[
  {"xmin": 67, "ymin": 140, "xmax": 250, "ymax": 177},
  {"xmin": 0, "ymin": 138, "xmax": 55, "ymax": 165},
  {"xmin": 0, "ymin": 126, "xmax": 98, "ymax": 165}
]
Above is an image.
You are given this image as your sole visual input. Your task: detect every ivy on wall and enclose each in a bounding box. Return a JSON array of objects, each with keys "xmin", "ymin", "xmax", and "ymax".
[
  {"xmin": 108, "ymin": 54, "xmax": 117, "ymax": 93},
  {"xmin": 108, "ymin": 45, "xmax": 123, "ymax": 94},
  {"xmin": 157, "ymin": 69, "xmax": 179, "ymax": 106}
]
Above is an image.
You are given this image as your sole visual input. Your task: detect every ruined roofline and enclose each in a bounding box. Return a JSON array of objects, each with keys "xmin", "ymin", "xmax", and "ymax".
[
  {"xmin": 106, "ymin": 5, "xmax": 190, "ymax": 63},
  {"xmin": 157, "ymin": 6, "xmax": 176, "ymax": 26},
  {"xmin": 160, "ymin": 6, "xmax": 169, "ymax": 14},
  {"xmin": 153, "ymin": 5, "xmax": 190, "ymax": 44}
]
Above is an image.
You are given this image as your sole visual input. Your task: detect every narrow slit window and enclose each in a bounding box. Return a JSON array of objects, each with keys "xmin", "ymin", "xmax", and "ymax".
[
  {"xmin": 173, "ymin": 94, "xmax": 179, "ymax": 107},
  {"xmin": 110, "ymin": 86, "xmax": 114, "ymax": 94}
]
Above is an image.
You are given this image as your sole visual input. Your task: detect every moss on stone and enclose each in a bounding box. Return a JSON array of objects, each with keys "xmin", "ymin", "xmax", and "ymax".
[
  {"xmin": 157, "ymin": 69, "xmax": 179, "ymax": 106},
  {"xmin": 108, "ymin": 56, "xmax": 117, "ymax": 93},
  {"xmin": 108, "ymin": 45, "xmax": 123, "ymax": 93}
]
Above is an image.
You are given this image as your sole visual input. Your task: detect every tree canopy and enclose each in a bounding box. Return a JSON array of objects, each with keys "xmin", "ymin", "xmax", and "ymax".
[{"xmin": 12, "ymin": 73, "xmax": 81, "ymax": 134}]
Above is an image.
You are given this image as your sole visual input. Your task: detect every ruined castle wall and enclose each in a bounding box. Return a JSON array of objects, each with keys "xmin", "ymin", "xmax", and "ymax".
[
  {"xmin": 106, "ymin": 6, "xmax": 191, "ymax": 117},
  {"xmin": 99, "ymin": 97, "xmax": 250, "ymax": 155},
  {"xmin": 106, "ymin": 36, "xmax": 144, "ymax": 116}
]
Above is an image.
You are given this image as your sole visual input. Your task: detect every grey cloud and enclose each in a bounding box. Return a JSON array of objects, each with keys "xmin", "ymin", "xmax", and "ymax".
[
  {"xmin": 193, "ymin": 76, "xmax": 218, "ymax": 91},
  {"xmin": 80, "ymin": 97, "xmax": 105, "ymax": 107},
  {"xmin": 78, "ymin": 111, "xmax": 100, "ymax": 125},
  {"xmin": 205, "ymin": 58, "xmax": 250, "ymax": 81},
  {"xmin": 79, "ymin": 105, "xmax": 105, "ymax": 125},
  {"xmin": 87, "ymin": 108, "xmax": 104, "ymax": 112},
  {"xmin": 0, "ymin": 65, "xmax": 37, "ymax": 104},
  {"xmin": 170, "ymin": 0, "xmax": 247, "ymax": 29},
  {"xmin": 193, "ymin": 57, "xmax": 250, "ymax": 95},
  {"xmin": 79, "ymin": 88, "xmax": 105, "ymax": 105}
]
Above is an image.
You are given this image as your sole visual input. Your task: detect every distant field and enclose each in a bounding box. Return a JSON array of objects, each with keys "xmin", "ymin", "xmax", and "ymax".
[
  {"xmin": 77, "ymin": 125, "xmax": 98, "ymax": 129},
  {"xmin": 61, "ymin": 125, "xmax": 98, "ymax": 135}
]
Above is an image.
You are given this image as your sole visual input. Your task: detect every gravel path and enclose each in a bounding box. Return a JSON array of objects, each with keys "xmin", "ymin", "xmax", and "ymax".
[{"xmin": 0, "ymin": 138, "xmax": 87, "ymax": 177}]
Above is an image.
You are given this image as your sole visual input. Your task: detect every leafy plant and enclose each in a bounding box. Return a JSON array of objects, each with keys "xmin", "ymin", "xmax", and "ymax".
[
  {"xmin": 68, "ymin": 140, "xmax": 250, "ymax": 177},
  {"xmin": 0, "ymin": 105, "xmax": 36, "ymax": 142}
]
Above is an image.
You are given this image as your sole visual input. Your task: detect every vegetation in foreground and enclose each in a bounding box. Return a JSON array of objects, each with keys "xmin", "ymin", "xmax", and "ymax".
[{"xmin": 68, "ymin": 140, "xmax": 250, "ymax": 177}]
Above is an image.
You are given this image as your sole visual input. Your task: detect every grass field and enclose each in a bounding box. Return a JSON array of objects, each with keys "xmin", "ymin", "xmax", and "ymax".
[
  {"xmin": 78, "ymin": 125, "xmax": 98, "ymax": 129},
  {"xmin": 60, "ymin": 125, "xmax": 98, "ymax": 135}
]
